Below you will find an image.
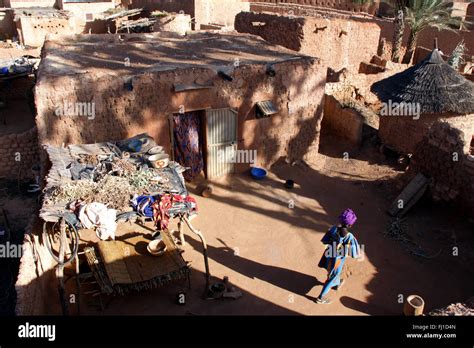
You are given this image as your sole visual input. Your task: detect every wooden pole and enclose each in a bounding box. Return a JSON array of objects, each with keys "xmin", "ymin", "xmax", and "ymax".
[
  {"xmin": 75, "ymin": 254, "xmax": 81, "ymax": 315},
  {"xmin": 57, "ymin": 218, "xmax": 69, "ymax": 316},
  {"xmin": 182, "ymin": 216, "xmax": 210, "ymax": 294},
  {"xmin": 178, "ymin": 219, "xmax": 185, "ymax": 246}
]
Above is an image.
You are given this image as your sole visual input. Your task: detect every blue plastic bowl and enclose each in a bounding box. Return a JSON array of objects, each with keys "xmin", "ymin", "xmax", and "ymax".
[{"xmin": 250, "ymin": 167, "xmax": 267, "ymax": 180}]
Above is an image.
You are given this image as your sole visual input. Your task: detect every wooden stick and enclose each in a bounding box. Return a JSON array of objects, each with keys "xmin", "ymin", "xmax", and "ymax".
[
  {"xmin": 182, "ymin": 216, "xmax": 210, "ymax": 293},
  {"xmin": 57, "ymin": 218, "xmax": 69, "ymax": 316}
]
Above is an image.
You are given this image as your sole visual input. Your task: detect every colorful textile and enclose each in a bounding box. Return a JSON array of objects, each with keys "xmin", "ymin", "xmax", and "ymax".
[
  {"xmin": 317, "ymin": 226, "xmax": 360, "ymax": 298},
  {"xmin": 339, "ymin": 208, "xmax": 357, "ymax": 226},
  {"xmin": 150, "ymin": 194, "xmax": 198, "ymax": 231},
  {"xmin": 152, "ymin": 195, "xmax": 174, "ymax": 231},
  {"xmin": 131, "ymin": 195, "xmax": 156, "ymax": 218},
  {"xmin": 173, "ymin": 112, "xmax": 204, "ymax": 181}
]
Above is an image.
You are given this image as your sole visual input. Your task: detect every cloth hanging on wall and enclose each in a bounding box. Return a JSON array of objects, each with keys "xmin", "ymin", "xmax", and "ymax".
[{"xmin": 173, "ymin": 111, "xmax": 204, "ymax": 181}]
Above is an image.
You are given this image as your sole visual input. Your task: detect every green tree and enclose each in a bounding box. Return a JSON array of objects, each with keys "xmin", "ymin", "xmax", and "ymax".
[
  {"xmin": 401, "ymin": 0, "xmax": 463, "ymax": 64},
  {"xmin": 447, "ymin": 40, "xmax": 467, "ymax": 70}
]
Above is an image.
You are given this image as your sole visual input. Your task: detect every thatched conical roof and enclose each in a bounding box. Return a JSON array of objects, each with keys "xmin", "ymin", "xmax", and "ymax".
[{"xmin": 371, "ymin": 49, "xmax": 474, "ymax": 115}]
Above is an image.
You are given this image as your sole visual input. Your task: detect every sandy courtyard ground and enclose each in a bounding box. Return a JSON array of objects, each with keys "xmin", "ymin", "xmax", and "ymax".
[{"xmin": 54, "ymin": 135, "xmax": 473, "ymax": 316}]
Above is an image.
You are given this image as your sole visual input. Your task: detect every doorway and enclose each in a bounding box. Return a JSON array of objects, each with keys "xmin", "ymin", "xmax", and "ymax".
[
  {"xmin": 205, "ymin": 108, "xmax": 238, "ymax": 179},
  {"xmin": 170, "ymin": 108, "xmax": 238, "ymax": 181}
]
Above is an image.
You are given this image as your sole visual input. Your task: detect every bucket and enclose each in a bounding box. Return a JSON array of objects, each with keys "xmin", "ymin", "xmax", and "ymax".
[{"xmin": 403, "ymin": 295, "xmax": 425, "ymax": 316}]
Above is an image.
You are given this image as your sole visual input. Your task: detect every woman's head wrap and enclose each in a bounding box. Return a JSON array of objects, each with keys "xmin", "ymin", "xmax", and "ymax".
[{"xmin": 339, "ymin": 208, "xmax": 357, "ymax": 226}]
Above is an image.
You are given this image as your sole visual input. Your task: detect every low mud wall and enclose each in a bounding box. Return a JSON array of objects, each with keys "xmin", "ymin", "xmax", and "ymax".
[
  {"xmin": 0, "ymin": 127, "xmax": 40, "ymax": 180},
  {"xmin": 15, "ymin": 218, "xmax": 58, "ymax": 315},
  {"xmin": 235, "ymin": 11, "xmax": 381, "ymax": 72},
  {"xmin": 322, "ymin": 94, "xmax": 364, "ymax": 146},
  {"xmin": 410, "ymin": 118, "xmax": 474, "ymax": 216}
]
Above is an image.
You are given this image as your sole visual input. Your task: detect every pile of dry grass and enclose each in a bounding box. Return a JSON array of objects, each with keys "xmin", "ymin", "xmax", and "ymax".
[{"xmin": 46, "ymin": 176, "xmax": 137, "ymax": 211}]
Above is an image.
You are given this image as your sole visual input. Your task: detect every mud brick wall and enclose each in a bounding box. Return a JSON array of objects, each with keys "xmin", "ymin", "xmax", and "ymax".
[
  {"xmin": 325, "ymin": 62, "xmax": 407, "ymax": 108},
  {"xmin": 235, "ymin": 12, "xmax": 381, "ymax": 72},
  {"xmin": 128, "ymin": 0, "xmax": 196, "ymax": 16},
  {"xmin": 417, "ymin": 29, "xmax": 474, "ymax": 58},
  {"xmin": 467, "ymin": 2, "xmax": 474, "ymax": 30},
  {"xmin": 246, "ymin": 1, "xmax": 398, "ymax": 60},
  {"xmin": 410, "ymin": 118, "xmax": 474, "ymax": 216},
  {"xmin": 193, "ymin": 0, "xmax": 250, "ymax": 29},
  {"xmin": 250, "ymin": 0, "xmax": 380, "ymax": 15},
  {"xmin": 322, "ymin": 94, "xmax": 363, "ymax": 146},
  {"xmin": 376, "ymin": 26, "xmax": 474, "ymax": 63},
  {"xmin": 16, "ymin": 16, "xmax": 76, "ymax": 48},
  {"xmin": 15, "ymin": 218, "xmax": 59, "ymax": 315},
  {"xmin": 246, "ymin": 1, "xmax": 473, "ymax": 63},
  {"xmin": 235, "ymin": 12, "xmax": 305, "ymax": 51},
  {"xmin": 0, "ymin": 9, "xmax": 15, "ymax": 39},
  {"xmin": 35, "ymin": 58, "xmax": 327, "ymax": 170},
  {"xmin": 6, "ymin": 0, "xmax": 55, "ymax": 7},
  {"xmin": 378, "ymin": 25, "xmax": 474, "ymax": 63},
  {"xmin": 0, "ymin": 127, "xmax": 40, "ymax": 180},
  {"xmin": 378, "ymin": 114, "xmax": 470, "ymax": 155}
]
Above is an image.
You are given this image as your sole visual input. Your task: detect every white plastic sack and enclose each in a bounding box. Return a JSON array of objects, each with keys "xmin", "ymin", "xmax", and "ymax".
[{"xmin": 78, "ymin": 202, "xmax": 117, "ymax": 241}]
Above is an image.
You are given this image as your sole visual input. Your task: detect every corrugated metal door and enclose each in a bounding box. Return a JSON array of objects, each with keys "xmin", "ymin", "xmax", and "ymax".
[{"xmin": 206, "ymin": 108, "xmax": 238, "ymax": 179}]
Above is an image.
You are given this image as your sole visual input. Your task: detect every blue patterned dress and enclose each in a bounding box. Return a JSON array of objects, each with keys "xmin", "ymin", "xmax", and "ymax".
[{"xmin": 318, "ymin": 226, "xmax": 360, "ymax": 298}]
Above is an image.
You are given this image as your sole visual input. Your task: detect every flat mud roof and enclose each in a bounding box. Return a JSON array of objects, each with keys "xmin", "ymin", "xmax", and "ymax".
[{"xmin": 39, "ymin": 32, "xmax": 313, "ymax": 77}]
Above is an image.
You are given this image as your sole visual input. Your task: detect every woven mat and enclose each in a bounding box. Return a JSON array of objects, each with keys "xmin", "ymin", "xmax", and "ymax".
[{"xmin": 97, "ymin": 230, "xmax": 186, "ymax": 286}]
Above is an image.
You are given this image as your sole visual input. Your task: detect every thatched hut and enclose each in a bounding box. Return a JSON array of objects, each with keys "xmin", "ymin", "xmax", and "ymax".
[{"xmin": 371, "ymin": 48, "xmax": 474, "ymax": 154}]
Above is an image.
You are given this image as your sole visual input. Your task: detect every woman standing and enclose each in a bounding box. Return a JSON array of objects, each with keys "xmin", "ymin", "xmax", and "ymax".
[{"xmin": 315, "ymin": 209, "xmax": 361, "ymax": 305}]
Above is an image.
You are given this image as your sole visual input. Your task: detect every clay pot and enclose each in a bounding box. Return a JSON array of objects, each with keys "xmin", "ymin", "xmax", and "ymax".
[
  {"xmin": 201, "ymin": 185, "xmax": 213, "ymax": 198},
  {"xmin": 147, "ymin": 239, "xmax": 167, "ymax": 256},
  {"xmin": 403, "ymin": 295, "xmax": 425, "ymax": 316}
]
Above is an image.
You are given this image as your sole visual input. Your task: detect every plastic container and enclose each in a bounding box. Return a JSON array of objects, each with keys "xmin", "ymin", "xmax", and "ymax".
[
  {"xmin": 148, "ymin": 154, "xmax": 169, "ymax": 169},
  {"xmin": 250, "ymin": 167, "xmax": 267, "ymax": 180}
]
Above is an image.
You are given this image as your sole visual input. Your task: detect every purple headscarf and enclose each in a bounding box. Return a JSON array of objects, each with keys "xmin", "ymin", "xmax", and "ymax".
[{"xmin": 339, "ymin": 208, "xmax": 357, "ymax": 226}]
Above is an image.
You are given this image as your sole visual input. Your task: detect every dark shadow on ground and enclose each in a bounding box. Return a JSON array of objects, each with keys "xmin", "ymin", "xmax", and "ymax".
[
  {"xmin": 189, "ymin": 141, "xmax": 474, "ymax": 315},
  {"xmin": 185, "ymin": 234, "xmax": 323, "ymax": 297},
  {"xmin": 339, "ymin": 296, "xmax": 390, "ymax": 315},
  {"xmin": 15, "ymin": 226, "xmax": 304, "ymax": 315}
]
